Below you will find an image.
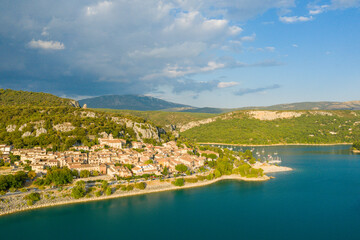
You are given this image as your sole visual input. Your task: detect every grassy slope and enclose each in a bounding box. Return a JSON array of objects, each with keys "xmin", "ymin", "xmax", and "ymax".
[
  {"xmin": 182, "ymin": 110, "xmax": 360, "ymax": 145},
  {"xmin": 92, "ymin": 108, "xmax": 217, "ymax": 127},
  {"xmin": 0, "ymin": 89, "xmax": 78, "ymax": 107}
]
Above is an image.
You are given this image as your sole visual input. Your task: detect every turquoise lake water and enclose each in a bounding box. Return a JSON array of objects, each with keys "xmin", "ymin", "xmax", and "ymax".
[{"xmin": 1, "ymin": 145, "xmax": 360, "ymax": 240}]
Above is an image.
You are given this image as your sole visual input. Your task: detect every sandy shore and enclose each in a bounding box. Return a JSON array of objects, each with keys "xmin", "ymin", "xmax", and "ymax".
[
  {"xmin": 0, "ymin": 168, "xmax": 293, "ymax": 217},
  {"xmin": 199, "ymin": 142, "xmax": 352, "ymax": 147},
  {"xmin": 252, "ymin": 162, "xmax": 293, "ymax": 173}
]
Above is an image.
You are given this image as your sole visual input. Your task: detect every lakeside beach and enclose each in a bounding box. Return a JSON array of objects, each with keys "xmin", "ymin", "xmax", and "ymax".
[{"xmin": 0, "ymin": 165, "xmax": 292, "ymax": 217}]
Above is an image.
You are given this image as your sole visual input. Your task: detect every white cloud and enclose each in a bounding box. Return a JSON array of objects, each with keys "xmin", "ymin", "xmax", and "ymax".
[
  {"xmin": 240, "ymin": 33, "xmax": 256, "ymax": 42},
  {"xmin": 308, "ymin": 4, "xmax": 329, "ymax": 15},
  {"xmin": 28, "ymin": 39, "xmax": 65, "ymax": 50},
  {"xmin": 331, "ymin": 0, "xmax": 360, "ymax": 9},
  {"xmin": 41, "ymin": 27, "xmax": 49, "ymax": 36},
  {"xmin": 217, "ymin": 81, "xmax": 239, "ymax": 88},
  {"xmin": 292, "ymin": 44, "xmax": 298, "ymax": 47},
  {"xmin": 265, "ymin": 46, "xmax": 275, "ymax": 52},
  {"xmin": 248, "ymin": 46, "xmax": 275, "ymax": 52},
  {"xmin": 0, "ymin": 0, "xmax": 294, "ymax": 96},
  {"xmin": 279, "ymin": 15, "xmax": 313, "ymax": 23},
  {"xmin": 86, "ymin": 1, "xmax": 113, "ymax": 16},
  {"xmin": 201, "ymin": 61, "xmax": 225, "ymax": 72},
  {"xmin": 228, "ymin": 26, "xmax": 243, "ymax": 35}
]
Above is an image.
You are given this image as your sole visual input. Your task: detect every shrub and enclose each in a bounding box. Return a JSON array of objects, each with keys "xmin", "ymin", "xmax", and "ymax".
[
  {"xmin": 95, "ymin": 191, "xmax": 102, "ymax": 197},
  {"xmin": 24, "ymin": 192, "xmax": 41, "ymax": 201},
  {"xmin": 71, "ymin": 185, "xmax": 86, "ymax": 199},
  {"xmin": 184, "ymin": 178, "xmax": 198, "ymax": 183},
  {"xmin": 24, "ymin": 192, "xmax": 41, "ymax": 205},
  {"xmin": 105, "ymin": 187, "xmax": 112, "ymax": 196},
  {"xmin": 196, "ymin": 175, "xmax": 207, "ymax": 181},
  {"xmin": 175, "ymin": 164, "xmax": 188, "ymax": 173},
  {"xmin": 172, "ymin": 178, "xmax": 185, "ymax": 187},
  {"xmin": 126, "ymin": 185, "xmax": 134, "ymax": 191},
  {"xmin": 134, "ymin": 182, "xmax": 146, "ymax": 190}
]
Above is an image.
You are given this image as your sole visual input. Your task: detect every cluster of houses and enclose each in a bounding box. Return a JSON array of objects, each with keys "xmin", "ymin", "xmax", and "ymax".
[{"xmin": 1, "ymin": 138, "xmax": 218, "ymax": 179}]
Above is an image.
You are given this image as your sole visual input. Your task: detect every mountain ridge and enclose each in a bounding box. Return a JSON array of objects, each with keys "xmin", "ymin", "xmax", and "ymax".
[{"xmin": 78, "ymin": 95, "xmax": 191, "ymax": 111}]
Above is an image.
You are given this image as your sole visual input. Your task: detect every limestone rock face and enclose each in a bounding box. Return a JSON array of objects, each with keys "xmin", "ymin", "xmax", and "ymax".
[
  {"xmin": 179, "ymin": 117, "xmax": 218, "ymax": 132},
  {"xmin": 19, "ymin": 124, "xmax": 27, "ymax": 131},
  {"xmin": 82, "ymin": 104, "xmax": 87, "ymax": 109},
  {"xmin": 69, "ymin": 100, "xmax": 80, "ymax": 108},
  {"xmin": 22, "ymin": 131, "xmax": 32, "ymax": 138},
  {"xmin": 36, "ymin": 128, "xmax": 47, "ymax": 137},
  {"xmin": 6, "ymin": 125, "xmax": 16, "ymax": 132},
  {"xmin": 111, "ymin": 117, "xmax": 165, "ymax": 141},
  {"xmin": 53, "ymin": 122, "xmax": 75, "ymax": 132},
  {"xmin": 82, "ymin": 111, "xmax": 95, "ymax": 118},
  {"xmin": 248, "ymin": 111, "xmax": 303, "ymax": 120}
]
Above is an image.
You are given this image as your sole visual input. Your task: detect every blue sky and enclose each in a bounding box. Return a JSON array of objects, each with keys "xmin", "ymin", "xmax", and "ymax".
[{"xmin": 0, "ymin": 0, "xmax": 359, "ymax": 108}]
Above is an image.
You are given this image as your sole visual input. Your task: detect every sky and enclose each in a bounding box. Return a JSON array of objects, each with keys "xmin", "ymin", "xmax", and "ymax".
[{"xmin": 0, "ymin": 0, "xmax": 359, "ymax": 108}]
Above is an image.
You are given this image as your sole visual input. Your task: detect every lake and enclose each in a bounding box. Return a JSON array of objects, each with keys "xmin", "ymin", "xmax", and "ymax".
[{"xmin": 1, "ymin": 145, "xmax": 360, "ymax": 240}]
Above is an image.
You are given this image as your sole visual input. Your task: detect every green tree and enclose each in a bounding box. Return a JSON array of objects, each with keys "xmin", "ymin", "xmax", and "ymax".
[
  {"xmin": 71, "ymin": 181, "xmax": 86, "ymax": 199},
  {"xmin": 175, "ymin": 164, "xmax": 188, "ymax": 173},
  {"xmin": 80, "ymin": 170, "xmax": 91, "ymax": 178},
  {"xmin": 162, "ymin": 166, "xmax": 169, "ymax": 176},
  {"xmin": 172, "ymin": 178, "xmax": 185, "ymax": 187},
  {"xmin": 135, "ymin": 182, "xmax": 146, "ymax": 190},
  {"xmin": 105, "ymin": 187, "xmax": 112, "ymax": 196}
]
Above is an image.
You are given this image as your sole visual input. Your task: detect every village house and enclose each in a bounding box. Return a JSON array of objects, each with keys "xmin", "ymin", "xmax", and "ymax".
[
  {"xmin": 107, "ymin": 165, "xmax": 132, "ymax": 178},
  {"xmin": 99, "ymin": 138, "xmax": 126, "ymax": 149},
  {"xmin": 0, "ymin": 144, "xmax": 13, "ymax": 155}
]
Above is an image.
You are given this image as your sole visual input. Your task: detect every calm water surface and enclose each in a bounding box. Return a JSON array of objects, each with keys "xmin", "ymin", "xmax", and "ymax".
[{"xmin": 1, "ymin": 146, "xmax": 360, "ymax": 240}]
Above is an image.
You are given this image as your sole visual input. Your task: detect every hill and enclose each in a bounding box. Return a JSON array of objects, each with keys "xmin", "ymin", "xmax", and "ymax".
[
  {"xmin": 0, "ymin": 89, "xmax": 79, "ymax": 107},
  {"xmin": 92, "ymin": 108, "xmax": 217, "ymax": 129},
  {"xmin": 78, "ymin": 95, "xmax": 192, "ymax": 111},
  {"xmin": 181, "ymin": 110, "xmax": 360, "ymax": 145},
  {"xmin": 240, "ymin": 101, "xmax": 360, "ymax": 111},
  {"xmin": 178, "ymin": 101, "xmax": 360, "ymax": 113},
  {"xmin": 0, "ymin": 106, "xmax": 170, "ymax": 150}
]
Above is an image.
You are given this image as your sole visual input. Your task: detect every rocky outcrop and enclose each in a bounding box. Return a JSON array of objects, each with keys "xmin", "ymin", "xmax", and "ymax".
[
  {"xmin": 247, "ymin": 111, "xmax": 303, "ymax": 120},
  {"xmin": 18, "ymin": 124, "xmax": 27, "ymax": 131},
  {"xmin": 53, "ymin": 122, "xmax": 75, "ymax": 132},
  {"xmin": 179, "ymin": 117, "xmax": 219, "ymax": 132},
  {"xmin": 111, "ymin": 117, "xmax": 165, "ymax": 141},
  {"xmin": 69, "ymin": 100, "xmax": 80, "ymax": 108},
  {"xmin": 6, "ymin": 125, "xmax": 16, "ymax": 132},
  {"xmin": 36, "ymin": 128, "xmax": 47, "ymax": 137},
  {"xmin": 22, "ymin": 131, "xmax": 32, "ymax": 138}
]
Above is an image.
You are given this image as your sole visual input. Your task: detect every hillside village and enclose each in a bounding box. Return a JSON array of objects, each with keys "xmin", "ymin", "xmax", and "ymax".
[{"xmin": 0, "ymin": 137, "xmax": 214, "ymax": 180}]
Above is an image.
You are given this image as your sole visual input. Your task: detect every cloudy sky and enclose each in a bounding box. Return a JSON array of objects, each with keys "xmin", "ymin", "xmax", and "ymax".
[{"xmin": 0, "ymin": 0, "xmax": 359, "ymax": 108}]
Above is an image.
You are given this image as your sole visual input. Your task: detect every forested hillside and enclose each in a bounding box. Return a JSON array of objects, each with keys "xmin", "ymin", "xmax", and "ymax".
[
  {"xmin": 0, "ymin": 89, "xmax": 79, "ymax": 107},
  {"xmin": 94, "ymin": 108, "xmax": 216, "ymax": 129},
  {"xmin": 0, "ymin": 106, "xmax": 171, "ymax": 150},
  {"xmin": 182, "ymin": 110, "xmax": 360, "ymax": 145}
]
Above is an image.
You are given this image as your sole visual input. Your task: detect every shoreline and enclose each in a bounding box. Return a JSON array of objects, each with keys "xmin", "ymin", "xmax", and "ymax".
[
  {"xmin": 199, "ymin": 142, "xmax": 353, "ymax": 147},
  {"xmin": 0, "ymin": 170, "xmax": 292, "ymax": 217}
]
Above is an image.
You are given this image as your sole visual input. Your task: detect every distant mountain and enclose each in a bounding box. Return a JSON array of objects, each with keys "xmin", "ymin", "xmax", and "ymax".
[
  {"xmin": 79, "ymin": 95, "xmax": 192, "ymax": 111},
  {"xmin": 178, "ymin": 101, "xmax": 360, "ymax": 113},
  {"xmin": 0, "ymin": 89, "xmax": 79, "ymax": 107},
  {"xmin": 240, "ymin": 101, "xmax": 360, "ymax": 111}
]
